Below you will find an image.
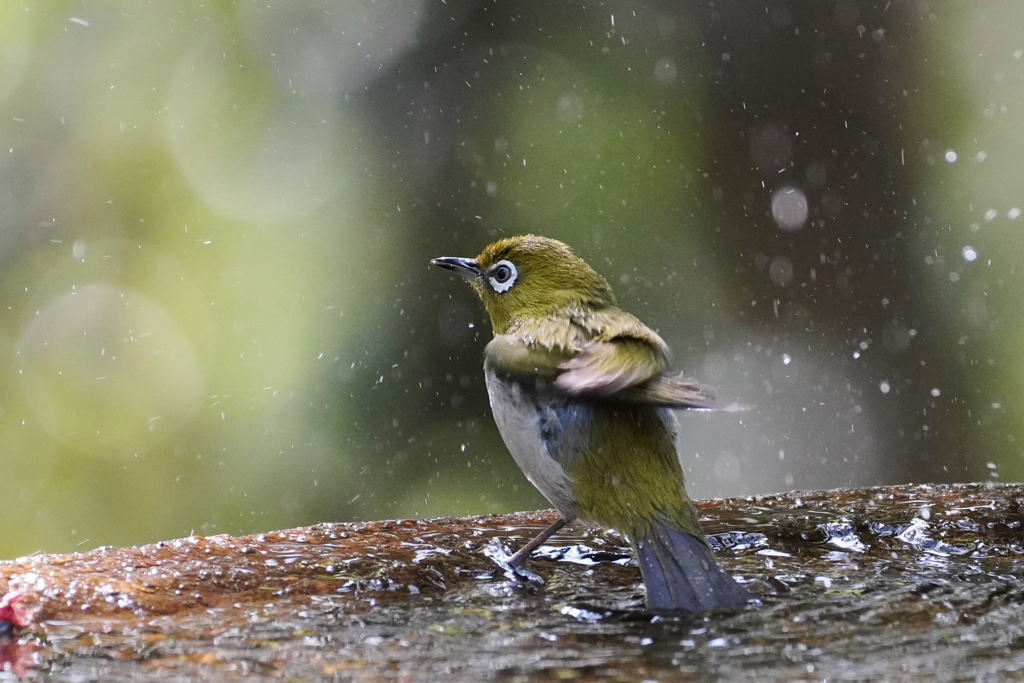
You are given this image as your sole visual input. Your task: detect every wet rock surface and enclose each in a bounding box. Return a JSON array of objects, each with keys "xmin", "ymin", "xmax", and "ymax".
[{"xmin": 1, "ymin": 483, "xmax": 1023, "ymax": 680}]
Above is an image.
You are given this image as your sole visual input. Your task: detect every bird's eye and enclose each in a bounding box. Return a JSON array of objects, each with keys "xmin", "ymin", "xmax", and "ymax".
[{"xmin": 488, "ymin": 259, "xmax": 518, "ymax": 293}]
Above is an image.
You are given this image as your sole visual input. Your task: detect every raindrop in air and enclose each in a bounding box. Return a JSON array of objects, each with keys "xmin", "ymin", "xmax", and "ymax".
[
  {"xmin": 944, "ymin": 150, "xmax": 958, "ymax": 163},
  {"xmin": 653, "ymin": 58, "xmax": 677, "ymax": 85},
  {"xmin": 770, "ymin": 186, "xmax": 809, "ymax": 232},
  {"xmin": 768, "ymin": 255, "xmax": 794, "ymax": 286},
  {"xmin": 879, "ymin": 381, "xmax": 891, "ymax": 394},
  {"xmin": 961, "ymin": 246, "xmax": 977, "ymax": 262}
]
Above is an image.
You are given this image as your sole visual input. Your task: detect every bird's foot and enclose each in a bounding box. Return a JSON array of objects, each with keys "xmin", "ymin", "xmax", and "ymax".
[{"xmin": 482, "ymin": 539, "xmax": 543, "ymax": 582}]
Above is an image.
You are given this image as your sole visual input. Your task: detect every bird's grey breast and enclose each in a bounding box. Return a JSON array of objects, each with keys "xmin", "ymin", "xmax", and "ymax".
[{"xmin": 484, "ymin": 368, "xmax": 591, "ymax": 519}]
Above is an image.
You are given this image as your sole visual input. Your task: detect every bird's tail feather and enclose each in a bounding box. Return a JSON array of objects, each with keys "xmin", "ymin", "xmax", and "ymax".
[{"xmin": 634, "ymin": 524, "xmax": 751, "ymax": 612}]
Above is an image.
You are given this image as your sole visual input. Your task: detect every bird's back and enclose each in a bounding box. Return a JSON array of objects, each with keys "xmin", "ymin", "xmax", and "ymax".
[{"xmin": 485, "ymin": 363, "xmax": 693, "ymax": 537}]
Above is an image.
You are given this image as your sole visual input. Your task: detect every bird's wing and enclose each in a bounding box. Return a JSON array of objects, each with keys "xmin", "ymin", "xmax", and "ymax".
[
  {"xmin": 615, "ymin": 372, "xmax": 722, "ymax": 409},
  {"xmin": 555, "ymin": 337, "xmax": 666, "ymax": 396},
  {"xmin": 486, "ymin": 312, "xmax": 732, "ymax": 411},
  {"xmin": 483, "ymin": 334, "xmax": 571, "ymax": 378}
]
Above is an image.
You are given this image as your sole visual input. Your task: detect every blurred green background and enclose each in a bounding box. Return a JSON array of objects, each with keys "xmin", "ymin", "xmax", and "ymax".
[{"xmin": 0, "ymin": 2, "xmax": 1021, "ymax": 557}]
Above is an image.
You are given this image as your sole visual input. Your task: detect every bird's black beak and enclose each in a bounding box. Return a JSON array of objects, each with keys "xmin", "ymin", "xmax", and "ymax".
[{"xmin": 430, "ymin": 256, "xmax": 483, "ymax": 281}]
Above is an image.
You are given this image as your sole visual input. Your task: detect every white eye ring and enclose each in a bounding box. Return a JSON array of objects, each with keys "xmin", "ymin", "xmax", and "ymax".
[{"xmin": 488, "ymin": 259, "xmax": 518, "ymax": 293}]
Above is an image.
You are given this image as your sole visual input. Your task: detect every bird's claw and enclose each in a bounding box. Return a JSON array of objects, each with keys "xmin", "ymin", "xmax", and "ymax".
[{"xmin": 482, "ymin": 539, "xmax": 543, "ymax": 582}]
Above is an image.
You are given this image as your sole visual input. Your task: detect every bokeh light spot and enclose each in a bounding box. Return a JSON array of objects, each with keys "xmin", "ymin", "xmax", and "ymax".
[{"xmin": 771, "ymin": 186, "xmax": 809, "ymax": 232}]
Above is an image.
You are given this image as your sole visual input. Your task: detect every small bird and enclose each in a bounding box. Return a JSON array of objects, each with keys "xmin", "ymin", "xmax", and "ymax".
[{"xmin": 431, "ymin": 235, "xmax": 751, "ymax": 612}]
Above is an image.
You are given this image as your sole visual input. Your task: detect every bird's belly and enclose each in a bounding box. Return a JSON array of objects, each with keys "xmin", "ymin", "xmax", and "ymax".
[{"xmin": 484, "ymin": 370, "xmax": 578, "ymax": 519}]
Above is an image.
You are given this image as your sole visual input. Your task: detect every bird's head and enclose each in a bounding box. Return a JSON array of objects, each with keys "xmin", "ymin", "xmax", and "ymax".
[{"xmin": 431, "ymin": 234, "xmax": 616, "ymax": 334}]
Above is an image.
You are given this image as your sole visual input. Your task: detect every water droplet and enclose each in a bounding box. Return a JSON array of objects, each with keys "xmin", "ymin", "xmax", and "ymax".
[
  {"xmin": 930, "ymin": 388, "xmax": 941, "ymax": 397},
  {"xmin": 984, "ymin": 209, "xmax": 998, "ymax": 221},
  {"xmin": 879, "ymin": 381, "xmax": 891, "ymax": 394},
  {"xmin": 555, "ymin": 93, "xmax": 585, "ymax": 123},
  {"xmin": 770, "ymin": 186, "xmax": 809, "ymax": 232},
  {"xmin": 653, "ymin": 57, "xmax": 677, "ymax": 85},
  {"xmin": 1009, "ymin": 207, "xmax": 1021, "ymax": 220},
  {"xmin": 944, "ymin": 149, "xmax": 958, "ymax": 163},
  {"xmin": 782, "ymin": 353, "xmax": 792, "ymax": 366},
  {"xmin": 769, "ymin": 255, "xmax": 794, "ymax": 286},
  {"xmin": 961, "ymin": 246, "xmax": 978, "ymax": 262}
]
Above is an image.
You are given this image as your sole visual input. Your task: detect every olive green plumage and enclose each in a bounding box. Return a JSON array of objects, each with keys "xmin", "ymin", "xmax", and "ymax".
[
  {"xmin": 467, "ymin": 235, "xmax": 716, "ymax": 407},
  {"xmin": 565, "ymin": 403, "xmax": 702, "ymax": 539},
  {"xmin": 470, "ymin": 235, "xmax": 619, "ymax": 334},
  {"xmin": 431, "ymin": 234, "xmax": 750, "ymax": 612}
]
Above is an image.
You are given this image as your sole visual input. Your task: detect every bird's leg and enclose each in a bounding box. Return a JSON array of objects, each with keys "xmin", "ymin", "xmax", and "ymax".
[{"xmin": 506, "ymin": 517, "xmax": 571, "ymax": 568}]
